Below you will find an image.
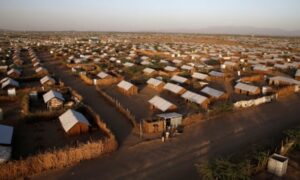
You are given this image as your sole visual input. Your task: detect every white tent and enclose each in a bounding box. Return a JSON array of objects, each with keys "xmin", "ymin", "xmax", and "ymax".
[
  {"xmin": 148, "ymin": 96, "xmax": 175, "ymax": 112},
  {"xmin": 59, "ymin": 109, "xmax": 90, "ymax": 133}
]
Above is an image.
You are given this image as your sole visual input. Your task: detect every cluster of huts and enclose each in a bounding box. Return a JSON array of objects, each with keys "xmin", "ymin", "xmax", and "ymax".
[
  {"xmin": 45, "ymin": 36, "xmax": 300, "ymax": 134},
  {"xmin": 0, "ymin": 47, "xmax": 93, "ymax": 163}
]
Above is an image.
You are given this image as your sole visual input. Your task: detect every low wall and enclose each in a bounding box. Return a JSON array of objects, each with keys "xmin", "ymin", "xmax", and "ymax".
[
  {"xmin": 234, "ymin": 95, "xmax": 276, "ymax": 109},
  {"xmin": 94, "ymin": 77, "xmax": 122, "ymax": 86},
  {"xmin": 276, "ymin": 85, "xmax": 297, "ymax": 98},
  {"xmin": 79, "ymin": 73, "xmax": 93, "ymax": 85}
]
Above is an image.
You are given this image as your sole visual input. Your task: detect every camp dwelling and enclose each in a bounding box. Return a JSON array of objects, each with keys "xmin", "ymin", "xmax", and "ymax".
[
  {"xmin": 35, "ymin": 67, "xmax": 48, "ymax": 76},
  {"xmin": 97, "ymin": 71, "xmax": 111, "ymax": 79},
  {"xmin": 117, "ymin": 80, "xmax": 138, "ymax": 95},
  {"xmin": 171, "ymin": 75, "xmax": 189, "ymax": 84},
  {"xmin": 147, "ymin": 78, "xmax": 165, "ymax": 91},
  {"xmin": 164, "ymin": 65, "xmax": 178, "ymax": 73},
  {"xmin": 222, "ymin": 61, "xmax": 238, "ymax": 70},
  {"xmin": 234, "ymin": 82, "xmax": 261, "ymax": 95},
  {"xmin": 192, "ymin": 72, "xmax": 210, "ymax": 81},
  {"xmin": 143, "ymin": 67, "xmax": 156, "ymax": 76},
  {"xmin": 1, "ymin": 78, "xmax": 19, "ymax": 90},
  {"xmin": 163, "ymin": 82, "xmax": 186, "ymax": 95},
  {"xmin": 59, "ymin": 109, "xmax": 90, "ymax": 136},
  {"xmin": 209, "ymin": 71, "xmax": 225, "ymax": 79},
  {"xmin": 33, "ymin": 62, "xmax": 41, "ymax": 68},
  {"xmin": 157, "ymin": 112, "xmax": 183, "ymax": 130},
  {"xmin": 181, "ymin": 64, "xmax": 194, "ymax": 72},
  {"xmin": 40, "ymin": 75, "xmax": 56, "ymax": 87},
  {"xmin": 253, "ymin": 65, "xmax": 273, "ymax": 74},
  {"xmin": 0, "ymin": 124, "xmax": 14, "ymax": 163},
  {"xmin": 148, "ymin": 96, "xmax": 177, "ymax": 112},
  {"xmin": 201, "ymin": 86, "xmax": 228, "ymax": 100},
  {"xmin": 7, "ymin": 68, "xmax": 21, "ymax": 78},
  {"xmin": 269, "ymin": 76, "xmax": 300, "ymax": 86},
  {"xmin": 181, "ymin": 91, "xmax": 209, "ymax": 109},
  {"xmin": 43, "ymin": 90, "xmax": 65, "ymax": 110}
]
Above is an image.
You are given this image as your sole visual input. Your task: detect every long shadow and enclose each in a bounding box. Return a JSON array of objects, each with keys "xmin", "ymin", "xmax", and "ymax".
[{"xmin": 38, "ymin": 51, "xmax": 133, "ymax": 144}]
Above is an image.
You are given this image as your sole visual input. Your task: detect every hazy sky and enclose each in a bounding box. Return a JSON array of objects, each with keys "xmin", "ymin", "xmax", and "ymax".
[{"xmin": 0, "ymin": 0, "xmax": 300, "ymax": 32}]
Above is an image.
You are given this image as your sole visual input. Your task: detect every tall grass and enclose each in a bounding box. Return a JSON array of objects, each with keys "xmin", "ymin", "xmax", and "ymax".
[{"xmin": 0, "ymin": 137, "xmax": 117, "ymax": 180}]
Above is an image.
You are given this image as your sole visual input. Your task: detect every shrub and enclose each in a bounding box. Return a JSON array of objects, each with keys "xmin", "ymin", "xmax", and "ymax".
[
  {"xmin": 196, "ymin": 158, "xmax": 252, "ymax": 180},
  {"xmin": 209, "ymin": 102, "xmax": 233, "ymax": 116},
  {"xmin": 284, "ymin": 128, "xmax": 300, "ymax": 149}
]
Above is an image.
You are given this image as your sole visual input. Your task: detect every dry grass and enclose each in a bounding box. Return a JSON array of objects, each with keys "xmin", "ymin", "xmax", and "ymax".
[
  {"xmin": 79, "ymin": 73, "xmax": 93, "ymax": 85},
  {"xmin": 240, "ymin": 75, "xmax": 264, "ymax": 83},
  {"xmin": 277, "ymin": 85, "xmax": 296, "ymax": 98},
  {"xmin": 183, "ymin": 113, "xmax": 204, "ymax": 126},
  {"xmin": 0, "ymin": 136, "xmax": 117, "ymax": 180}
]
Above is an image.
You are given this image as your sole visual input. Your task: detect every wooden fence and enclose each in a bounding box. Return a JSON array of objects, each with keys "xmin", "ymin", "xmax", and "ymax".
[{"xmin": 96, "ymin": 86, "xmax": 136, "ymax": 127}]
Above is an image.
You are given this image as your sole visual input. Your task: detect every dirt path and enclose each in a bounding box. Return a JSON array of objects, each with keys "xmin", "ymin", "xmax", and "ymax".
[
  {"xmin": 38, "ymin": 52, "xmax": 133, "ymax": 143},
  {"xmin": 32, "ymin": 94, "xmax": 300, "ymax": 180}
]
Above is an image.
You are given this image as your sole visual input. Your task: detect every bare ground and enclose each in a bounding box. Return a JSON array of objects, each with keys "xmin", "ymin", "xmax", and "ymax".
[{"xmin": 31, "ymin": 95, "xmax": 300, "ymax": 180}]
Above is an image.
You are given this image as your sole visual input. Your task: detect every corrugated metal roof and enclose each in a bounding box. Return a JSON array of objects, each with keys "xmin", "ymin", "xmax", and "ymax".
[
  {"xmin": 253, "ymin": 64, "xmax": 272, "ymax": 72},
  {"xmin": 181, "ymin": 91, "xmax": 208, "ymax": 105},
  {"xmin": 35, "ymin": 67, "xmax": 47, "ymax": 73},
  {"xmin": 235, "ymin": 82, "xmax": 259, "ymax": 93},
  {"xmin": 157, "ymin": 112, "xmax": 182, "ymax": 119},
  {"xmin": 147, "ymin": 78, "xmax": 163, "ymax": 87},
  {"xmin": 123, "ymin": 62, "xmax": 134, "ymax": 67},
  {"xmin": 181, "ymin": 65, "xmax": 193, "ymax": 70},
  {"xmin": 0, "ymin": 77, "xmax": 10, "ymax": 84},
  {"xmin": 171, "ymin": 75, "xmax": 188, "ymax": 84},
  {"xmin": 201, "ymin": 86, "xmax": 224, "ymax": 98},
  {"xmin": 209, "ymin": 71, "xmax": 224, "ymax": 77},
  {"xmin": 163, "ymin": 82, "xmax": 185, "ymax": 94},
  {"xmin": 97, "ymin": 72, "xmax": 109, "ymax": 79},
  {"xmin": 173, "ymin": 59, "xmax": 182, "ymax": 64},
  {"xmin": 148, "ymin": 96, "xmax": 175, "ymax": 112},
  {"xmin": 269, "ymin": 76, "xmax": 300, "ymax": 85},
  {"xmin": 40, "ymin": 75, "xmax": 55, "ymax": 85},
  {"xmin": 59, "ymin": 109, "xmax": 90, "ymax": 132},
  {"xmin": 274, "ymin": 64, "xmax": 288, "ymax": 69},
  {"xmin": 143, "ymin": 68, "xmax": 155, "ymax": 74},
  {"xmin": 7, "ymin": 68, "xmax": 20, "ymax": 76},
  {"xmin": 43, "ymin": 90, "xmax": 65, "ymax": 103},
  {"xmin": 0, "ymin": 124, "xmax": 13, "ymax": 145},
  {"xmin": 1, "ymin": 79, "xmax": 19, "ymax": 89},
  {"xmin": 117, "ymin": 80, "xmax": 134, "ymax": 91},
  {"xmin": 164, "ymin": 66, "xmax": 177, "ymax": 72},
  {"xmin": 192, "ymin": 72, "xmax": 208, "ymax": 80}
]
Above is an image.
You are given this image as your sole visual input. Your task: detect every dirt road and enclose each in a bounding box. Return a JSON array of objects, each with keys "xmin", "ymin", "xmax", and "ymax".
[
  {"xmin": 32, "ymin": 92, "xmax": 300, "ymax": 180},
  {"xmin": 38, "ymin": 52, "xmax": 133, "ymax": 143}
]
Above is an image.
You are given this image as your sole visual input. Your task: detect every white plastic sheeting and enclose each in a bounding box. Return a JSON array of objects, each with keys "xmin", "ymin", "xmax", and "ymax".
[{"xmin": 234, "ymin": 95, "xmax": 275, "ymax": 108}]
